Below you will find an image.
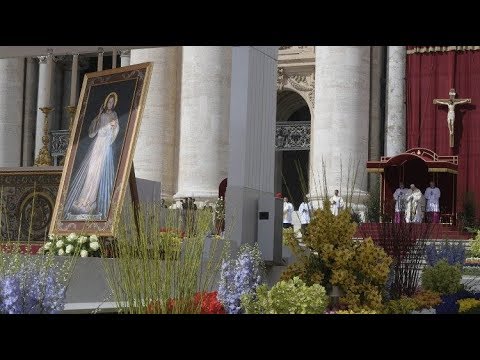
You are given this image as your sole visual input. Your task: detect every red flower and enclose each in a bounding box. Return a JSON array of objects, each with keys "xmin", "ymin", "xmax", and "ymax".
[{"xmin": 146, "ymin": 291, "xmax": 225, "ymax": 314}]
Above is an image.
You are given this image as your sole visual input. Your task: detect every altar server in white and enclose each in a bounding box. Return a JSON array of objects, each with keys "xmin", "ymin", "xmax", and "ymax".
[
  {"xmin": 425, "ymin": 181, "xmax": 441, "ymax": 223},
  {"xmin": 330, "ymin": 189, "xmax": 345, "ymax": 216}
]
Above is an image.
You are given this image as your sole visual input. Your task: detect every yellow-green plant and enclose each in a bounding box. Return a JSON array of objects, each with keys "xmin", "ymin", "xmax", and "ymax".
[
  {"xmin": 282, "ymin": 201, "xmax": 392, "ymax": 311},
  {"xmin": 282, "ymin": 227, "xmax": 296, "ymax": 246},
  {"xmin": 457, "ymin": 298, "xmax": 480, "ymax": 314},
  {"xmin": 102, "ymin": 201, "xmax": 229, "ymax": 314},
  {"xmin": 241, "ymin": 276, "xmax": 327, "ymax": 314},
  {"xmin": 470, "ymin": 230, "xmax": 480, "ymax": 257}
]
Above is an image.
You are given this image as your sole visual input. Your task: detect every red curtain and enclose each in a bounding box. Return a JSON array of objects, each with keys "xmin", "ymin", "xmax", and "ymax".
[{"xmin": 407, "ymin": 50, "xmax": 480, "ymax": 213}]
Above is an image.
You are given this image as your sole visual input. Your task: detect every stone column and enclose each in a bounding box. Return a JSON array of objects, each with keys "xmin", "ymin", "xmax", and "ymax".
[
  {"xmin": 368, "ymin": 46, "xmax": 386, "ymax": 193},
  {"xmin": 61, "ymin": 60, "xmax": 72, "ymax": 130},
  {"xmin": 384, "ymin": 46, "xmax": 406, "ymax": 156},
  {"xmin": 131, "ymin": 47, "xmax": 179, "ymax": 198},
  {"xmin": 53, "ymin": 59, "xmax": 64, "ymax": 130},
  {"xmin": 22, "ymin": 58, "xmax": 39, "ymax": 166},
  {"xmin": 34, "ymin": 55, "xmax": 53, "ymax": 158},
  {"xmin": 225, "ymin": 46, "xmax": 278, "ymax": 248},
  {"xmin": 174, "ymin": 46, "xmax": 232, "ymax": 202},
  {"xmin": 311, "ymin": 46, "xmax": 371, "ymax": 205},
  {"xmin": 0, "ymin": 58, "xmax": 25, "ymax": 167},
  {"xmin": 120, "ymin": 50, "xmax": 131, "ymax": 67}
]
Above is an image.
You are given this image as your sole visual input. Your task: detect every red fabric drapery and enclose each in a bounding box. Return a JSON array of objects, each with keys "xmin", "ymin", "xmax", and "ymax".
[{"xmin": 407, "ymin": 50, "xmax": 480, "ymax": 212}]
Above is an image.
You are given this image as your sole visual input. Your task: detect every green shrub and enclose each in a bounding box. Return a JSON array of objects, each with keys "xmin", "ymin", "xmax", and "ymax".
[
  {"xmin": 382, "ymin": 297, "xmax": 418, "ymax": 314},
  {"xmin": 242, "ymin": 277, "xmax": 328, "ymax": 314},
  {"xmin": 421, "ymin": 260, "xmax": 463, "ymax": 295}
]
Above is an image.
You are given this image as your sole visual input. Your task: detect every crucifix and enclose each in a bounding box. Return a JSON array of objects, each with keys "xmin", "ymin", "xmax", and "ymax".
[{"xmin": 433, "ymin": 88, "xmax": 471, "ymax": 147}]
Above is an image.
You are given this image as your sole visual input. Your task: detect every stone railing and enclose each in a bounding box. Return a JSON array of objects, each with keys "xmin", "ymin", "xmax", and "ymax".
[
  {"xmin": 50, "ymin": 130, "xmax": 70, "ymax": 166},
  {"xmin": 275, "ymin": 121, "xmax": 310, "ymax": 151}
]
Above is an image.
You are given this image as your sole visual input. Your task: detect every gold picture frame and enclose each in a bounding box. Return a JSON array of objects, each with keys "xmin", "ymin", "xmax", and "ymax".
[{"xmin": 50, "ymin": 62, "xmax": 153, "ymax": 236}]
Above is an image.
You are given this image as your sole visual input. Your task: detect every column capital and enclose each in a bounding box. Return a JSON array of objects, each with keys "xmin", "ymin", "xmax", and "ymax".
[
  {"xmin": 37, "ymin": 56, "xmax": 47, "ymax": 64},
  {"xmin": 120, "ymin": 49, "xmax": 131, "ymax": 57}
]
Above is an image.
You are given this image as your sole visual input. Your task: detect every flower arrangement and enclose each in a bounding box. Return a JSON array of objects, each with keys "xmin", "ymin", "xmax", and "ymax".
[
  {"xmin": 39, "ymin": 233, "xmax": 101, "ymax": 258},
  {"xmin": 241, "ymin": 277, "xmax": 328, "ymax": 314},
  {"xmin": 146, "ymin": 291, "xmax": 225, "ymax": 314},
  {"xmin": 217, "ymin": 243, "xmax": 264, "ymax": 314}
]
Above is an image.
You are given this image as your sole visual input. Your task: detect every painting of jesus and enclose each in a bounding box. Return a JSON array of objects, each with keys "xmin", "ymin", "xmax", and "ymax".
[
  {"xmin": 50, "ymin": 63, "xmax": 153, "ymax": 236},
  {"xmin": 63, "ymin": 92, "xmax": 120, "ymax": 220}
]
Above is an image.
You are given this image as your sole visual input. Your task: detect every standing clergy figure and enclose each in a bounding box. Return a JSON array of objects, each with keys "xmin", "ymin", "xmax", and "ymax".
[
  {"xmin": 393, "ymin": 182, "xmax": 407, "ymax": 223},
  {"xmin": 298, "ymin": 196, "xmax": 313, "ymax": 235},
  {"xmin": 405, "ymin": 184, "xmax": 424, "ymax": 223},
  {"xmin": 283, "ymin": 196, "xmax": 294, "ymax": 229},
  {"xmin": 330, "ymin": 189, "xmax": 345, "ymax": 216},
  {"xmin": 425, "ymin": 181, "xmax": 441, "ymax": 223}
]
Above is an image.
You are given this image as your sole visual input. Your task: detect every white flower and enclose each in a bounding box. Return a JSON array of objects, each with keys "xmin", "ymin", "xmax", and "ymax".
[
  {"xmin": 48, "ymin": 234, "xmax": 55, "ymax": 241},
  {"xmin": 56, "ymin": 240, "xmax": 64, "ymax": 248},
  {"xmin": 78, "ymin": 236, "xmax": 88, "ymax": 244},
  {"xmin": 67, "ymin": 233, "xmax": 77, "ymax": 242},
  {"xmin": 80, "ymin": 249, "xmax": 88, "ymax": 258},
  {"xmin": 90, "ymin": 235, "xmax": 99, "ymax": 242},
  {"xmin": 58, "ymin": 249, "xmax": 65, "ymax": 256},
  {"xmin": 65, "ymin": 244, "xmax": 74, "ymax": 254},
  {"xmin": 44, "ymin": 242, "xmax": 52, "ymax": 250},
  {"xmin": 89, "ymin": 241, "xmax": 100, "ymax": 251}
]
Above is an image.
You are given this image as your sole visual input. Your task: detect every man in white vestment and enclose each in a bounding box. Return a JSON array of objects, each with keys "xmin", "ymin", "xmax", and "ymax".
[
  {"xmin": 393, "ymin": 182, "xmax": 407, "ymax": 223},
  {"xmin": 425, "ymin": 181, "xmax": 441, "ymax": 223},
  {"xmin": 330, "ymin": 190, "xmax": 345, "ymax": 216},
  {"xmin": 298, "ymin": 196, "xmax": 313, "ymax": 235},
  {"xmin": 405, "ymin": 184, "xmax": 424, "ymax": 223},
  {"xmin": 283, "ymin": 196, "xmax": 294, "ymax": 229}
]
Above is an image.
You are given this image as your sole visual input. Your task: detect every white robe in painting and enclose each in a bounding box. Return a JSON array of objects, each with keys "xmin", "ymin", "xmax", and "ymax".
[
  {"xmin": 425, "ymin": 187, "xmax": 441, "ymax": 212},
  {"xmin": 405, "ymin": 189, "xmax": 424, "ymax": 223},
  {"xmin": 329, "ymin": 195, "xmax": 345, "ymax": 216},
  {"xmin": 63, "ymin": 110, "xmax": 120, "ymax": 220}
]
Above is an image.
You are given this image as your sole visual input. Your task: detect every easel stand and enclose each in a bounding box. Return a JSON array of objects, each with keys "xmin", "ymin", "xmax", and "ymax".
[{"xmin": 128, "ymin": 163, "xmax": 141, "ymax": 238}]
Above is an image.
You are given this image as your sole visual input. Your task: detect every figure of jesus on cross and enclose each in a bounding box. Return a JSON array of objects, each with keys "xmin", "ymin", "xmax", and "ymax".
[{"xmin": 433, "ymin": 88, "xmax": 471, "ymax": 147}]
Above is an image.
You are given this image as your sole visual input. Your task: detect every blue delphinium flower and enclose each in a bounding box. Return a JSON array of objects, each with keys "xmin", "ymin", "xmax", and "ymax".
[
  {"xmin": 426, "ymin": 241, "xmax": 466, "ymax": 267},
  {"xmin": 0, "ymin": 259, "xmax": 68, "ymax": 314},
  {"xmin": 218, "ymin": 244, "xmax": 264, "ymax": 314}
]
